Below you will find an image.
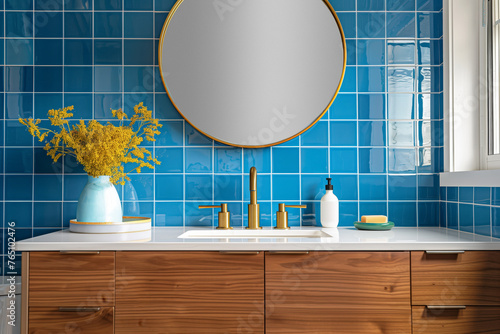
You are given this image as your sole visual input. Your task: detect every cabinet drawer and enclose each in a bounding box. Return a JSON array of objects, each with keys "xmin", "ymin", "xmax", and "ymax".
[
  {"xmin": 29, "ymin": 251, "xmax": 115, "ymax": 307},
  {"xmin": 412, "ymin": 306, "xmax": 500, "ymax": 334},
  {"xmin": 411, "ymin": 251, "xmax": 500, "ymax": 305},
  {"xmin": 29, "ymin": 306, "xmax": 114, "ymax": 334}
]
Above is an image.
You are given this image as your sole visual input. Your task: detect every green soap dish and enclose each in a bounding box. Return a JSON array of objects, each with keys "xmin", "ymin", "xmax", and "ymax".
[{"xmin": 354, "ymin": 221, "xmax": 394, "ymax": 231}]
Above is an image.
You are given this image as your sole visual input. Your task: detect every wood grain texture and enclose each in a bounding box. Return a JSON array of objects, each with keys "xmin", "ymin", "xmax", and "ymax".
[
  {"xmin": 411, "ymin": 251, "xmax": 500, "ymax": 305},
  {"xmin": 265, "ymin": 251, "xmax": 411, "ymax": 333},
  {"xmin": 412, "ymin": 306, "xmax": 500, "ymax": 334},
  {"xmin": 115, "ymin": 251, "xmax": 264, "ymax": 334},
  {"xmin": 29, "ymin": 307, "xmax": 114, "ymax": 334},
  {"xmin": 29, "ymin": 252, "xmax": 115, "ymax": 307}
]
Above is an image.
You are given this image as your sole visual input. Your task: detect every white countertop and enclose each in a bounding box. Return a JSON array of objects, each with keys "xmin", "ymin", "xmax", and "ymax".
[{"xmin": 17, "ymin": 227, "xmax": 500, "ymax": 251}]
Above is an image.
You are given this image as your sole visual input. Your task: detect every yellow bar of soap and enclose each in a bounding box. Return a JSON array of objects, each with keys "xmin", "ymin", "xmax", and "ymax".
[{"xmin": 361, "ymin": 215, "xmax": 387, "ymax": 223}]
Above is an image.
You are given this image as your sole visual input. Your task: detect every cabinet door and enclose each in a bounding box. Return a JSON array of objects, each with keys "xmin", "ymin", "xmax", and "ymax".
[
  {"xmin": 115, "ymin": 251, "xmax": 264, "ymax": 334},
  {"xmin": 412, "ymin": 306, "xmax": 500, "ymax": 334},
  {"xmin": 265, "ymin": 251, "xmax": 411, "ymax": 334},
  {"xmin": 29, "ymin": 252, "xmax": 115, "ymax": 307},
  {"xmin": 29, "ymin": 307, "xmax": 114, "ymax": 334},
  {"xmin": 412, "ymin": 251, "xmax": 500, "ymax": 305}
]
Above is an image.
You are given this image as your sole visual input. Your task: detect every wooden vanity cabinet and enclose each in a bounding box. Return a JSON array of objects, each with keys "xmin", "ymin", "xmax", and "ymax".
[
  {"xmin": 411, "ymin": 251, "xmax": 500, "ymax": 333},
  {"xmin": 265, "ymin": 251, "xmax": 411, "ymax": 333}
]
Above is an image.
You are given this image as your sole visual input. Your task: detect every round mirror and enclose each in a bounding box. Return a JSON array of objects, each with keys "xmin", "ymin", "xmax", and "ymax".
[{"xmin": 159, "ymin": 0, "xmax": 345, "ymax": 147}]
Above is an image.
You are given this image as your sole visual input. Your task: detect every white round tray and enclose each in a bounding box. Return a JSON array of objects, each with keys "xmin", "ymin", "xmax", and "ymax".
[{"xmin": 69, "ymin": 216, "xmax": 151, "ymax": 234}]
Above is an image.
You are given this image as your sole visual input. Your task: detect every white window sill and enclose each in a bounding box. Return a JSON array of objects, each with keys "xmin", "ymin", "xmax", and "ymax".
[{"xmin": 440, "ymin": 169, "xmax": 500, "ymax": 187}]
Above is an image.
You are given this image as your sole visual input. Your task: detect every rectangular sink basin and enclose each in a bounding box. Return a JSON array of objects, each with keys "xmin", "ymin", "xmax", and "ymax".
[{"xmin": 178, "ymin": 229, "xmax": 332, "ymax": 239}]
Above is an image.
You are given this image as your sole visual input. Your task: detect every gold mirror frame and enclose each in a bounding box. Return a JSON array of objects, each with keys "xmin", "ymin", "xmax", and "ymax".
[{"xmin": 158, "ymin": 0, "xmax": 346, "ymax": 148}]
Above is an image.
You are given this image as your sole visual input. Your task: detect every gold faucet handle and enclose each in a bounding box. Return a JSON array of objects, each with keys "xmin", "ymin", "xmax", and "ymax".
[
  {"xmin": 198, "ymin": 204, "xmax": 232, "ymax": 229},
  {"xmin": 275, "ymin": 204, "xmax": 307, "ymax": 229}
]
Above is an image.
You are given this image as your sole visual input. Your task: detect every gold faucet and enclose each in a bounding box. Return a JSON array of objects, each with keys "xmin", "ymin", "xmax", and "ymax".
[{"xmin": 247, "ymin": 167, "xmax": 261, "ymax": 229}]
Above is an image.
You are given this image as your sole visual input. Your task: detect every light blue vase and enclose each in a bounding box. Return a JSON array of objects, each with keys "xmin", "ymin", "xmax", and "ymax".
[{"xmin": 76, "ymin": 175, "xmax": 122, "ymax": 223}]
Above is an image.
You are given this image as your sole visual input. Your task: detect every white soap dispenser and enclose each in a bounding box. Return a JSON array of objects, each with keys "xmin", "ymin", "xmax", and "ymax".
[{"xmin": 320, "ymin": 178, "xmax": 339, "ymax": 227}]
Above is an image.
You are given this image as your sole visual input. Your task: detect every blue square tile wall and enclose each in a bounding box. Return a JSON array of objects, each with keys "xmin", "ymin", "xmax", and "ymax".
[{"xmin": 1, "ymin": 0, "xmax": 444, "ymax": 274}]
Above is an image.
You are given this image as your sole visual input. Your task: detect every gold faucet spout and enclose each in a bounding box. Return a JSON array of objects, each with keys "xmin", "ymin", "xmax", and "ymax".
[
  {"xmin": 250, "ymin": 167, "xmax": 257, "ymax": 204},
  {"xmin": 247, "ymin": 166, "xmax": 261, "ymax": 229}
]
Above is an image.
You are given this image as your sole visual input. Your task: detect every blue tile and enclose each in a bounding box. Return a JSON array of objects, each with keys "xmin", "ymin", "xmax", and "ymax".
[
  {"xmin": 388, "ymin": 94, "xmax": 414, "ymax": 119},
  {"xmin": 214, "ymin": 175, "xmax": 242, "ymax": 201},
  {"xmin": 331, "ymin": 147, "xmax": 357, "ymax": 173},
  {"xmin": 388, "ymin": 148, "xmax": 416, "ymax": 173},
  {"xmin": 336, "ymin": 13, "xmax": 356, "ymax": 39},
  {"xmin": 459, "ymin": 204, "xmax": 474, "ymax": 233},
  {"xmin": 94, "ymin": 40, "xmax": 122, "ymax": 65},
  {"xmin": 359, "ymin": 175, "xmax": 387, "ymax": 200},
  {"xmin": 155, "ymin": 175, "xmax": 183, "ymax": 200},
  {"xmin": 5, "ymin": 93, "xmax": 33, "ymax": 119},
  {"xmin": 215, "ymin": 148, "xmax": 242, "ymax": 173},
  {"xmin": 186, "ymin": 175, "xmax": 214, "ymax": 201},
  {"xmin": 388, "ymin": 175, "xmax": 416, "ymax": 200},
  {"xmin": 330, "ymin": 94, "xmax": 357, "ymax": 120},
  {"xmin": 5, "ymin": 202, "xmax": 31, "ymax": 229},
  {"xmin": 357, "ymin": 13, "xmax": 385, "ymax": 38},
  {"xmin": 123, "ymin": 201, "xmax": 153, "ymax": 220},
  {"xmin": 34, "ymin": 11, "xmax": 62, "ymax": 37},
  {"xmin": 272, "ymin": 147, "xmax": 299, "ymax": 173},
  {"xmin": 65, "ymin": 0, "xmax": 92, "ymax": 10},
  {"xmin": 65, "ymin": 39, "xmax": 92, "ymax": 65},
  {"xmin": 338, "ymin": 202, "xmax": 358, "ymax": 227},
  {"xmin": 440, "ymin": 186, "xmax": 446, "ymax": 201},
  {"xmin": 389, "ymin": 202, "xmax": 417, "ymax": 227},
  {"xmin": 155, "ymin": 94, "xmax": 181, "ymax": 119},
  {"xmin": 357, "ymin": 39, "xmax": 385, "ymax": 65},
  {"xmin": 34, "ymin": 202, "xmax": 62, "ymax": 228},
  {"xmin": 62, "ymin": 202, "xmax": 77, "ymax": 227},
  {"xmin": 417, "ymin": 147, "xmax": 442, "ymax": 173},
  {"xmin": 35, "ymin": 66, "xmax": 62, "ymax": 92},
  {"xmin": 0, "ymin": 40, "xmax": 4, "ymax": 64},
  {"xmin": 272, "ymin": 175, "xmax": 300, "ymax": 201},
  {"xmin": 358, "ymin": 94, "xmax": 385, "ymax": 119},
  {"xmin": 6, "ymin": 39, "xmax": 33, "ymax": 65},
  {"xmin": 330, "ymin": 121, "xmax": 357, "ymax": 146},
  {"xmin": 417, "ymin": 0, "xmax": 443, "ymax": 11},
  {"xmin": 474, "ymin": 187, "xmax": 490, "ymax": 205},
  {"xmin": 63, "ymin": 153, "xmax": 85, "ymax": 174},
  {"xmin": 358, "ymin": 121, "xmax": 386, "ymax": 146},
  {"xmin": 387, "ymin": 12, "xmax": 415, "ymax": 38},
  {"xmin": 243, "ymin": 148, "xmax": 271, "ymax": 173},
  {"xmin": 6, "ymin": 12, "xmax": 33, "ymax": 37},
  {"xmin": 440, "ymin": 201, "xmax": 446, "ymax": 227},
  {"xmin": 186, "ymin": 201, "xmax": 212, "ymax": 227},
  {"xmin": 64, "ymin": 12, "xmax": 91, "ymax": 38},
  {"xmin": 357, "ymin": 0, "xmax": 384, "ymax": 10},
  {"xmin": 185, "ymin": 123, "xmax": 212, "ymax": 146},
  {"xmin": 301, "ymin": 148, "xmax": 328, "ymax": 173},
  {"xmin": 474, "ymin": 205, "xmax": 491, "ymax": 236},
  {"xmin": 418, "ymin": 66, "xmax": 443, "ymax": 93},
  {"xmin": 125, "ymin": 12, "xmax": 153, "ymax": 38},
  {"xmin": 359, "ymin": 148, "xmax": 386, "ymax": 173},
  {"xmin": 418, "ymin": 202, "xmax": 439, "ymax": 226},
  {"xmin": 124, "ymin": 174, "xmax": 154, "ymax": 201},
  {"xmin": 492, "ymin": 187, "xmax": 500, "ymax": 206},
  {"xmin": 94, "ymin": 93, "xmax": 122, "ymax": 118},
  {"xmin": 34, "ymin": 175, "xmax": 62, "ymax": 201},
  {"xmin": 243, "ymin": 174, "xmax": 271, "ymax": 201},
  {"xmin": 155, "ymin": 202, "xmax": 183, "ymax": 227},
  {"xmin": 493, "ymin": 207, "xmax": 500, "ymax": 239},
  {"xmin": 124, "ymin": 40, "xmax": 154, "ymax": 65},
  {"xmin": 35, "ymin": 39, "xmax": 62, "ymax": 65},
  {"xmin": 358, "ymin": 67, "xmax": 385, "ymax": 92},
  {"xmin": 125, "ymin": 0, "xmax": 152, "ymax": 10},
  {"xmin": 447, "ymin": 187, "xmax": 459, "ymax": 202},
  {"xmin": 387, "ymin": 41, "xmax": 415, "ymax": 65},
  {"xmin": 300, "ymin": 174, "xmax": 327, "ymax": 202},
  {"xmin": 5, "ymin": 66, "xmax": 33, "ymax": 92},
  {"xmin": 94, "ymin": 12, "xmax": 122, "ymax": 38},
  {"xmin": 94, "ymin": 0, "xmax": 121, "ymax": 10},
  {"xmin": 36, "ymin": 0, "xmax": 63, "ymax": 9},
  {"xmin": 124, "ymin": 66, "xmax": 154, "ymax": 92},
  {"xmin": 94, "ymin": 66, "xmax": 122, "ymax": 92},
  {"xmin": 417, "ymin": 93, "xmax": 442, "ymax": 120},
  {"xmin": 345, "ymin": 39, "xmax": 356, "ymax": 66},
  {"xmin": 458, "ymin": 187, "xmax": 474, "ymax": 203},
  {"xmin": 5, "ymin": 148, "xmax": 33, "ymax": 173},
  {"xmin": 155, "ymin": 0, "xmax": 176, "ymax": 11},
  {"xmin": 63, "ymin": 174, "xmax": 87, "ymax": 200},
  {"xmin": 301, "ymin": 121, "xmax": 328, "ymax": 146},
  {"xmin": 388, "ymin": 67, "xmax": 415, "ymax": 93},
  {"xmin": 6, "ymin": 0, "xmax": 33, "ymax": 9},
  {"xmin": 64, "ymin": 94, "xmax": 92, "ymax": 118},
  {"xmin": 359, "ymin": 202, "xmax": 387, "ymax": 217},
  {"xmin": 447, "ymin": 202, "xmax": 458, "ymax": 229},
  {"xmin": 255, "ymin": 202, "xmax": 272, "ymax": 227},
  {"xmin": 389, "ymin": 121, "xmax": 414, "ymax": 147},
  {"xmin": 387, "ymin": 0, "xmax": 415, "ymax": 11},
  {"xmin": 339, "ymin": 67, "xmax": 356, "ymax": 93},
  {"xmin": 6, "ymin": 120, "xmax": 33, "ymax": 146},
  {"xmin": 5, "ymin": 175, "xmax": 32, "ymax": 200},
  {"xmin": 418, "ymin": 174, "xmax": 439, "ymax": 200},
  {"xmin": 64, "ymin": 67, "xmax": 92, "ymax": 92},
  {"xmin": 34, "ymin": 147, "xmax": 63, "ymax": 173},
  {"xmin": 418, "ymin": 40, "xmax": 443, "ymax": 65},
  {"xmin": 417, "ymin": 12, "xmax": 443, "ymax": 38},
  {"xmin": 185, "ymin": 148, "xmax": 212, "ymax": 173},
  {"xmin": 155, "ymin": 148, "xmax": 182, "ymax": 173}
]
